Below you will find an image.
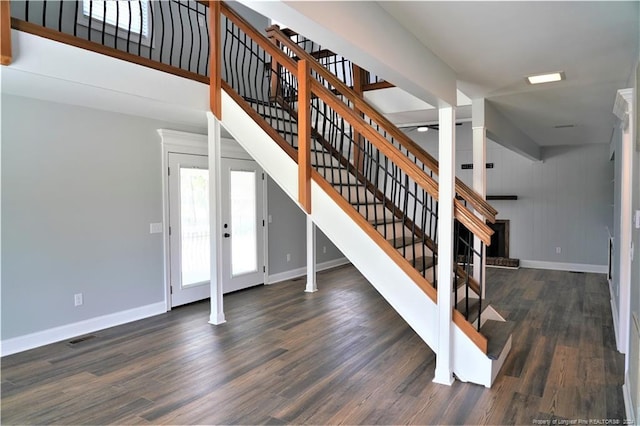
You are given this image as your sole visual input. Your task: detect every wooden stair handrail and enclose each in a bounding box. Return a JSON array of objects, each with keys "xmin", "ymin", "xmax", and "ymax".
[
  {"xmin": 267, "ymin": 26, "xmax": 497, "ymax": 224},
  {"xmin": 307, "ymin": 76, "xmax": 492, "ymax": 245}
]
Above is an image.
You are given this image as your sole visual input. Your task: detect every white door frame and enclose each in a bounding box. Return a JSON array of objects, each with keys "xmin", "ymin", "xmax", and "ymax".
[
  {"xmin": 159, "ymin": 129, "xmax": 208, "ymax": 311},
  {"xmin": 159, "ymin": 129, "xmax": 269, "ymax": 311}
]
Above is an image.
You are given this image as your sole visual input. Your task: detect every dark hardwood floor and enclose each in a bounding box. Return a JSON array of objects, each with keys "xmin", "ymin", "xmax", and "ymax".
[{"xmin": 1, "ymin": 266, "xmax": 627, "ymax": 425}]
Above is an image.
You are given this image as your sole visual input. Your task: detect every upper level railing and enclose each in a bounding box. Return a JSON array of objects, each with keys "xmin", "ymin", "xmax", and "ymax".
[{"xmin": 8, "ymin": 0, "xmax": 210, "ymax": 82}]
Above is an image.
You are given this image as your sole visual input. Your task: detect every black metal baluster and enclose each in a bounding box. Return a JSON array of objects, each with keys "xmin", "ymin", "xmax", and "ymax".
[
  {"xmin": 137, "ymin": 1, "xmax": 143, "ymax": 56},
  {"xmin": 57, "ymin": 0, "xmax": 63, "ymax": 32},
  {"xmin": 168, "ymin": 0, "xmax": 174, "ymax": 66},
  {"xmin": 42, "ymin": 0, "xmax": 46, "ymax": 28},
  {"xmin": 195, "ymin": 2, "xmax": 202, "ymax": 74},
  {"xmin": 101, "ymin": 1, "xmax": 107, "ymax": 46},
  {"xmin": 126, "ymin": 1, "xmax": 132, "ymax": 52},
  {"xmin": 186, "ymin": 2, "xmax": 194, "ymax": 71},
  {"xmin": 176, "ymin": 0, "xmax": 183, "ymax": 68},
  {"xmin": 114, "ymin": 0, "xmax": 119, "ymax": 49},
  {"xmin": 87, "ymin": 0, "xmax": 93, "ymax": 41},
  {"xmin": 205, "ymin": 10, "xmax": 212, "ymax": 76},
  {"xmin": 148, "ymin": 0, "xmax": 155, "ymax": 60}
]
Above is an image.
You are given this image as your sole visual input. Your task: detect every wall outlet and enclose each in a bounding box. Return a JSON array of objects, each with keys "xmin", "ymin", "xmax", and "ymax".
[
  {"xmin": 74, "ymin": 293, "xmax": 83, "ymax": 307},
  {"xmin": 555, "ymin": 247, "xmax": 562, "ymax": 254},
  {"xmin": 149, "ymin": 222, "xmax": 163, "ymax": 234},
  {"xmin": 286, "ymin": 253, "xmax": 291, "ymax": 262},
  {"xmin": 323, "ymin": 246, "xmax": 327, "ymax": 254}
]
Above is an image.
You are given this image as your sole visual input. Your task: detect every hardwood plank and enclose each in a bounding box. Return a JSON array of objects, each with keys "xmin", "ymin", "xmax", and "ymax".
[{"xmin": 0, "ymin": 266, "xmax": 626, "ymax": 425}]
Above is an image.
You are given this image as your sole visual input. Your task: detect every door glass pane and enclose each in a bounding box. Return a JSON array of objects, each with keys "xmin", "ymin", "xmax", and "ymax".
[
  {"xmin": 230, "ymin": 170, "xmax": 257, "ymax": 276},
  {"xmin": 180, "ymin": 168, "xmax": 210, "ymax": 287}
]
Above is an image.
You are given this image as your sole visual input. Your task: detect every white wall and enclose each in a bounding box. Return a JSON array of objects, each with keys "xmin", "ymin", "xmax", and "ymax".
[{"xmin": 410, "ymin": 122, "xmax": 612, "ymax": 269}]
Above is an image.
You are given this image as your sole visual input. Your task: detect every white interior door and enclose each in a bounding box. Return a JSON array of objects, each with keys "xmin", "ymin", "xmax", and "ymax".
[
  {"xmin": 168, "ymin": 152, "xmax": 210, "ymax": 307},
  {"xmin": 221, "ymin": 158, "xmax": 265, "ymax": 293}
]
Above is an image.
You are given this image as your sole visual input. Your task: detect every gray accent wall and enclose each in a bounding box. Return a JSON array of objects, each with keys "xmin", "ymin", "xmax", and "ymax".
[
  {"xmin": 411, "ymin": 122, "xmax": 612, "ymax": 267},
  {"xmin": 1, "ymin": 94, "xmax": 204, "ymax": 340},
  {"xmin": 2, "ymin": 93, "xmax": 345, "ymax": 342},
  {"xmin": 266, "ymin": 178, "xmax": 344, "ymax": 276}
]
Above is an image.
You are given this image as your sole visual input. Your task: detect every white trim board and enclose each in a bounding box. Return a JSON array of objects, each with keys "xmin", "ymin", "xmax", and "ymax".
[
  {"xmin": 267, "ymin": 258, "xmax": 351, "ymax": 285},
  {"xmin": 1, "ymin": 302, "xmax": 166, "ymax": 357},
  {"xmin": 519, "ymin": 260, "xmax": 607, "ymax": 274}
]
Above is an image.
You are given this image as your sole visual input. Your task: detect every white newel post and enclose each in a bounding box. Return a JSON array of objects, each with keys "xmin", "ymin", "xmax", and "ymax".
[
  {"xmin": 305, "ymin": 215, "xmax": 318, "ymax": 293},
  {"xmin": 472, "ymin": 99, "xmax": 488, "ymax": 299},
  {"xmin": 433, "ymin": 106, "xmax": 456, "ymax": 386},
  {"xmin": 207, "ymin": 112, "xmax": 226, "ymax": 325}
]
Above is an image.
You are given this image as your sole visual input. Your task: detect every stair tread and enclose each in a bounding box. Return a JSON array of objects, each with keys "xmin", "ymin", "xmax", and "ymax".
[
  {"xmin": 456, "ymin": 297, "xmax": 488, "ymax": 325},
  {"xmin": 408, "ymin": 256, "xmax": 435, "ymax": 272},
  {"xmin": 369, "ymin": 217, "xmax": 402, "ymax": 226},
  {"xmin": 388, "ymin": 236, "xmax": 427, "ymax": 249},
  {"xmin": 480, "ymin": 319, "xmax": 515, "ymax": 360}
]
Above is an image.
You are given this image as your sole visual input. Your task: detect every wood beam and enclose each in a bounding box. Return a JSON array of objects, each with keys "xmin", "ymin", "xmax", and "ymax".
[
  {"xmin": 0, "ymin": 1, "xmax": 11, "ymax": 65},
  {"xmin": 209, "ymin": 0, "xmax": 221, "ymax": 119},
  {"xmin": 298, "ymin": 59, "xmax": 311, "ymax": 213},
  {"xmin": 352, "ymin": 63, "xmax": 365, "ymax": 175}
]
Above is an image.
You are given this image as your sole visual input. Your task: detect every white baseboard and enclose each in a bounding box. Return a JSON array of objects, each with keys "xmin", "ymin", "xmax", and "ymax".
[
  {"xmin": 519, "ymin": 260, "xmax": 607, "ymax": 274},
  {"xmin": 1, "ymin": 302, "xmax": 166, "ymax": 357},
  {"xmin": 623, "ymin": 380, "xmax": 635, "ymax": 426},
  {"xmin": 267, "ymin": 257, "xmax": 350, "ymax": 285},
  {"xmin": 609, "ymin": 280, "xmax": 622, "ymax": 352}
]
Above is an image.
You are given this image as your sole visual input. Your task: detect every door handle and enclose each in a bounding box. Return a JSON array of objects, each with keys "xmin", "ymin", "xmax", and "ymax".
[{"xmin": 224, "ymin": 233, "xmax": 231, "ymax": 238}]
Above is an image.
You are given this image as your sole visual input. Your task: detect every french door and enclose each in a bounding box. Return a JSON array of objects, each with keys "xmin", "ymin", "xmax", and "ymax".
[
  {"xmin": 220, "ymin": 158, "xmax": 265, "ymax": 293},
  {"xmin": 168, "ymin": 153, "xmax": 211, "ymax": 307}
]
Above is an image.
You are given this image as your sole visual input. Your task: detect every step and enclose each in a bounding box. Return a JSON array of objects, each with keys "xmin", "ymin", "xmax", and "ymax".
[
  {"xmin": 408, "ymin": 256, "xmax": 435, "ymax": 273},
  {"xmin": 355, "ymin": 202, "xmax": 396, "ymax": 221},
  {"xmin": 393, "ymin": 240, "xmax": 434, "ymax": 259},
  {"xmin": 316, "ymin": 168, "xmax": 359, "ymax": 186},
  {"xmin": 480, "ymin": 319, "xmax": 515, "ymax": 360},
  {"xmin": 249, "ymin": 103, "xmax": 295, "ymax": 121},
  {"xmin": 375, "ymin": 220, "xmax": 408, "ymax": 241},
  {"xmin": 310, "ymin": 151, "xmax": 343, "ymax": 169},
  {"xmin": 455, "ymin": 297, "xmax": 486, "ymax": 326},
  {"xmin": 334, "ymin": 184, "xmax": 377, "ymax": 204}
]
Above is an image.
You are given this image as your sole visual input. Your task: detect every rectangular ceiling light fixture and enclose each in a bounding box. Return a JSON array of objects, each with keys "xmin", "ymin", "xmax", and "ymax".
[{"xmin": 526, "ymin": 72, "xmax": 564, "ymax": 85}]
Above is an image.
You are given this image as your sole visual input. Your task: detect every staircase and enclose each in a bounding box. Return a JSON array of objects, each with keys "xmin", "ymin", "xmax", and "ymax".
[{"xmin": 218, "ymin": 3, "xmax": 512, "ymax": 387}]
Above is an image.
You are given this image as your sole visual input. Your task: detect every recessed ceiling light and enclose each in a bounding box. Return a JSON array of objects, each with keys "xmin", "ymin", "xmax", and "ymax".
[
  {"xmin": 417, "ymin": 126, "xmax": 429, "ymax": 132},
  {"xmin": 526, "ymin": 72, "xmax": 565, "ymax": 85}
]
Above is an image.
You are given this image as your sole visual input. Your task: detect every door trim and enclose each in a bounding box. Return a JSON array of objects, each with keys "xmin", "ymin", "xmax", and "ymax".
[
  {"xmin": 159, "ymin": 130, "xmax": 208, "ymax": 311},
  {"xmin": 159, "ymin": 129, "xmax": 269, "ymax": 311}
]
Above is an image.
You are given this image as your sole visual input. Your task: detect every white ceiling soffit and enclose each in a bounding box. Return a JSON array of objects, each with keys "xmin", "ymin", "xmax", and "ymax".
[
  {"xmin": 379, "ymin": 1, "xmax": 640, "ymax": 147},
  {"xmin": 3, "ymin": 31, "xmax": 209, "ymax": 128},
  {"xmin": 238, "ymin": 0, "xmax": 458, "ymax": 107}
]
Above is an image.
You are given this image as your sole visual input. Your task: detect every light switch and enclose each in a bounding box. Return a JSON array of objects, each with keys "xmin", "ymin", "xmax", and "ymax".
[
  {"xmin": 150, "ymin": 223, "xmax": 163, "ymax": 234},
  {"xmin": 635, "ymin": 210, "xmax": 640, "ymax": 229}
]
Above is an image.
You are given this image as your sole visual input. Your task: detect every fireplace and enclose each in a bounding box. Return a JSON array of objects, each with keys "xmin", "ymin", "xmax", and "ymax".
[
  {"xmin": 455, "ymin": 219, "xmax": 519, "ymax": 268},
  {"xmin": 487, "ymin": 220, "xmax": 509, "ymax": 258}
]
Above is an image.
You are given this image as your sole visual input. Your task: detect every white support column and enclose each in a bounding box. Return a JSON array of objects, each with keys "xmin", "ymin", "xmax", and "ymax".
[
  {"xmin": 305, "ymin": 215, "xmax": 318, "ymax": 293},
  {"xmin": 472, "ymin": 99, "xmax": 488, "ymax": 299},
  {"xmin": 433, "ymin": 106, "xmax": 455, "ymax": 386},
  {"xmin": 207, "ymin": 112, "xmax": 226, "ymax": 325}
]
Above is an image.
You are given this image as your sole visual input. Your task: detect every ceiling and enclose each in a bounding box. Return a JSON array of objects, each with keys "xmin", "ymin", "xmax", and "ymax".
[{"xmin": 378, "ymin": 1, "xmax": 639, "ymax": 147}]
